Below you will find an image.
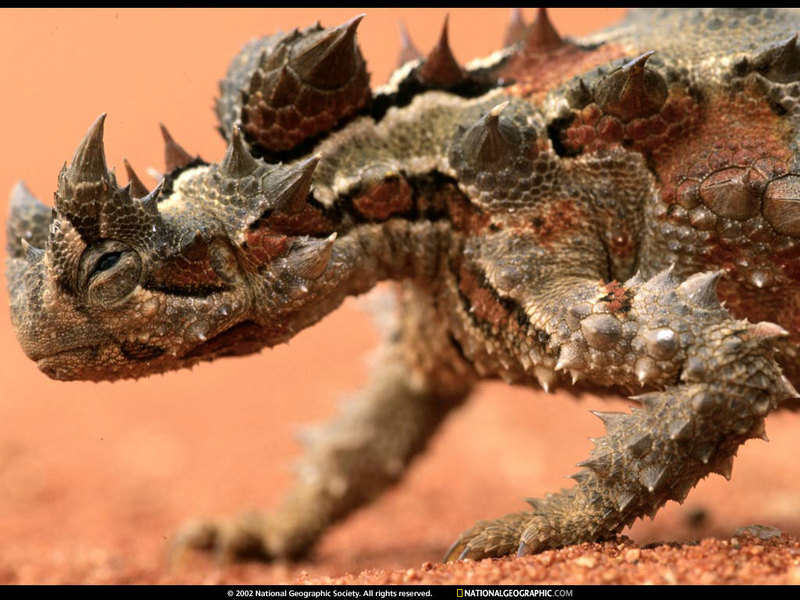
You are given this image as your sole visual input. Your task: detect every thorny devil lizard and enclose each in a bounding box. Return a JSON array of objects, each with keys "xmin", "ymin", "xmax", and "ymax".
[{"xmin": 6, "ymin": 8, "xmax": 800, "ymax": 562}]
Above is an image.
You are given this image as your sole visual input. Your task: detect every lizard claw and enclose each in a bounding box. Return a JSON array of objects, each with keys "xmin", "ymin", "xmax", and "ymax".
[
  {"xmin": 443, "ymin": 538, "xmax": 468, "ymax": 562},
  {"xmin": 168, "ymin": 513, "xmax": 271, "ymax": 564},
  {"xmin": 444, "ymin": 512, "xmax": 540, "ymax": 561}
]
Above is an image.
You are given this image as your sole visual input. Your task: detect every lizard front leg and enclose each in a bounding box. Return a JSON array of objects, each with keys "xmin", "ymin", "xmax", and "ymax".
[
  {"xmin": 174, "ymin": 281, "xmax": 476, "ymax": 562},
  {"xmin": 446, "ymin": 258, "xmax": 797, "ymax": 560}
]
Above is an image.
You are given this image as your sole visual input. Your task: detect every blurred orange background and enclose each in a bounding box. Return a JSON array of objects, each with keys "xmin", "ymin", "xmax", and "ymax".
[{"xmin": 0, "ymin": 8, "xmax": 797, "ymax": 584}]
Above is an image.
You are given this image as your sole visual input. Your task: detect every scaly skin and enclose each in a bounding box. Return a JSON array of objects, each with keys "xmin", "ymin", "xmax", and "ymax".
[{"xmin": 6, "ymin": 8, "xmax": 800, "ymax": 562}]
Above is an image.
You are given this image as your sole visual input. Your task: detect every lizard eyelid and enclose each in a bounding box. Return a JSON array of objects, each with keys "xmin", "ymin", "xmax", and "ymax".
[{"xmin": 90, "ymin": 251, "xmax": 122, "ymax": 279}]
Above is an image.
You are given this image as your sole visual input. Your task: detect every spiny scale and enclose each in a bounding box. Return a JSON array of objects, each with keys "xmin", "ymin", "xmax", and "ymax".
[
  {"xmin": 461, "ymin": 101, "xmax": 520, "ymax": 166},
  {"xmin": 593, "ymin": 51, "xmax": 667, "ymax": 122},
  {"xmin": 6, "ymin": 182, "xmax": 51, "ymax": 265},
  {"xmin": 160, "ymin": 124, "xmax": 195, "ymax": 172},
  {"xmin": 747, "ymin": 321, "xmax": 790, "ymax": 340},
  {"xmin": 55, "ymin": 113, "xmax": 115, "ymax": 218},
  {"xmin": 668, "ymin": 417, "xmax": 692, "ymax": 441},
  {"xmin": 635, "ymin": 359, "xmax": 659, "ymax": 386},
  {"xmin": 286, "ymin": 233, "xmax": 337, "ymax": 280},
  {"xmin": 749, "ymin": 420, "xmax": 769, "ymax": 442},
  {"xmin": 62, "ymin": 113, "xmax": 109, "ymax": 186},
  {"xmin": 646, "ymin": 265, "xmax": 678, "ymax": 292},
  {"xmin": 677, "ymin": 271, "xmax": 723, "ymax": 308},
  {"xmin": 268, "ymin": 66, "xmax": 295, "ymax": 107},
  {"xmin": 52, "ymin": 116, "xmax": 163, "ymax": 248},
  {"xmin": 575, "ymin": 453, "xmax": 611, "ymax": 477},
  {"xmin": 630, "ymin": 392, "xmax": 661, "ymax": 411},
  {"xmin": 138, "ymin": 182, "xmax": 162, "ymax": 214},
  {"xmin": 289, "ymin": 15, "xmax": 364, "ymax": 89},
  {"xmin": 524, "ymin": 8, "xmax": 564, "ymax": 54},
  {"xmin": 503, "ymin": 8, "xmax": 526, "ymax": 48},
  {"xmin": 616, "ymin": 491, "xmax": 635, "ymax": 512},
  {"xmin": 224, "ymin": 15, "xmax": 370, "ymax": 156},
  {"xmin": 710, "ymin": 455, "xmax": 734, "ymax": 480},
  {"xmin": 753, "ymin": 33, "xmax": 800, "ymax": 83},
  {"xmin": 555, "ymin": 343, "xmax": 583, "ymax": 372},
  {"xmin": 623, "ymin": 430, "xmax": 651, "ymax": 456},
  {"xmin": 20, "ymin": 239, "xmax": 44, "ymax": 263},
  {"xmin": 418, "ymin": 16, "xmax": 465, "ymax": 87},
  {"xmin": 397, "ymin": 21, "xmax": 422, "ymax": 67},
  {"xmin": 220, "ymin": 127, "xmax": 259, "ymax": 177},
  {"xmin": 123, "ymin": 159, "xmax": 151, "ymax": 199},
  {"xmin": 590, "ymin": 410, "xmax": 628, "ymax": 432},
  {"xmin": 779, "ymin": 375, "xmax": 800, "ymax": 400},
  {"xmin": 271, "ymin": 154, "xmax": 320, "ymax": 214}
]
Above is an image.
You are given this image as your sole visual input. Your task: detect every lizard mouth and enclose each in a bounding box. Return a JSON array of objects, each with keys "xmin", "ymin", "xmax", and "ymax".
[
  {"xmin": 33, "ymin": 321, "xmax": 268, "ymax": 381},
  {"xmin": 183, "ymin": 320, "xmax": 268, "ymax": 360},
  {"xmin": 36, "ymin": 346, "xmax": 104, "ymax": 380}
]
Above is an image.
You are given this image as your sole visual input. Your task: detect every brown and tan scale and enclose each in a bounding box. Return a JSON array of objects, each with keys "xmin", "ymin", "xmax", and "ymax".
[
  {"xmin": 352, "ymin": 176, "xmax": 414, "ymax": 221},
  {"xmin": 525, "ymin": 198, "xmax": 587, "ymax": 248},
  {"xmin": 457, "ymin": 264, "xmax": 514, "ymax": 330},
  {"xmin": 600, "ymin": 280, "xmax": 633, "ymax": 315},
  {"xmin": 563, "ymin": 87, "xmax": 700, "ymax": 155},
  {"xmin": 6, "ymin": 8, "xmax": 800, "ymax": 567}
]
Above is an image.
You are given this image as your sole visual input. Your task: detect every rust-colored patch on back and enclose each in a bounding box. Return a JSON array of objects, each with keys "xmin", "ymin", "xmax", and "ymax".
[
  {"xmin": 600, "ymin": 280, "xmax": 633, "ymax": 314},
  {"xmin": 654, "ymin": 86, "xmax": 794, "ymax": 215},
  {"xmin": 563, "ymin": 87, "xmax": 699, "ymax": 156},
  {"xmin": 352, "ymin": 176, "xmax": 413, "ymax": 220},
  {"xmin": 241, "ymin": 229, "xmax": 288, "ymax": 269},
  {"xmin": 265, "ymin": 204, "xmax": 337, "ymax": 236},
  {"xmin": 446, "ymin": 193, "xmax": 491, "ymax": 234},
  {"xmin": 499, "ymin": 42, "xmax": 628, "ymax": 102},
  {"xmin": 458, "ymin": 264, "xmax": 509, "ymax": 328},
  {"xmin": 528, "ymin": 197, "xmax": 586, "ymax": 247},
  {"xmin": 654, "ymin": 84, "xmax": 799, "ymax": 348},
  {"xmin": 774, "ymin": 243, "xmax": 800, "ymax": 282}
]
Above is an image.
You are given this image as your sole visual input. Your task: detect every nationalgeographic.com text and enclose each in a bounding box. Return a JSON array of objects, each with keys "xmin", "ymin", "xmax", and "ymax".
[{"xmin": 461, "ymin": 590, "xmax": 573, "ymax": 597}]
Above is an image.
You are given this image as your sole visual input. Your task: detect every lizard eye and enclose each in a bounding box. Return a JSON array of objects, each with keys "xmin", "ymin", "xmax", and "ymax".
[
  {"xmin": 93, "ymin": 251, "xmax": 122, "ymax": 274},
  {"xmin": 79, "ymin": 240, "xmax": 143, "ymax": 306}
]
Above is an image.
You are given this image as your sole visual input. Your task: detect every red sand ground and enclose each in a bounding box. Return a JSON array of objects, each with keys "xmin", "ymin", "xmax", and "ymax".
[{"xmin": 1, "ymin": 9, "xmax": 799, "ymax": 585}]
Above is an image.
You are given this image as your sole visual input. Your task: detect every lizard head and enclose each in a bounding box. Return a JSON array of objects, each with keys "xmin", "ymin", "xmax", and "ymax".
[{"xmin": 6, "ymin": 115, "xmax": 339, "ymax": 381}]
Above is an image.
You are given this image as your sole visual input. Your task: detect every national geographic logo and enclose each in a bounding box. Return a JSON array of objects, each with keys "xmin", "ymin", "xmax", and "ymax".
[{"xmin": 457, "ymin": 590, "xmax": 573, "ymax": 597}]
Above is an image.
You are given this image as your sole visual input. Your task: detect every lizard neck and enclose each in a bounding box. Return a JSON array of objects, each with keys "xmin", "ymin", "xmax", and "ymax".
[
  {"xmin": 334, "ymin": 218, "xmax": 456, "ymax": 293},
  {"xmin": 255, "ymin": 218, "xmax": 457, "ymax": 344}
]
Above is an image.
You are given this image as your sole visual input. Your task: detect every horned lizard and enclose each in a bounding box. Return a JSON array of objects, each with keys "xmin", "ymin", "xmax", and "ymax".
[{"xmin": 6, "ymin": 8, "xmax": 800, "ymax": 562}]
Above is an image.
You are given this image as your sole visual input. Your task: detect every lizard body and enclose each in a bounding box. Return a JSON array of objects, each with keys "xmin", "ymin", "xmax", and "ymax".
[{"xmin": 6, "ymin": 8, "xmax": 800, "ymax": 561}]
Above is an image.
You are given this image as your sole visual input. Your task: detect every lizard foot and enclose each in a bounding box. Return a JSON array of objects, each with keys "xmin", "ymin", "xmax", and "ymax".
[
  {"xmin": 169, "ymin": 512, "xmax": 307, "ymax": 563},
  {"xmin": 444, "ymin": 511, "xmax": 549, "ymax": 561}
]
